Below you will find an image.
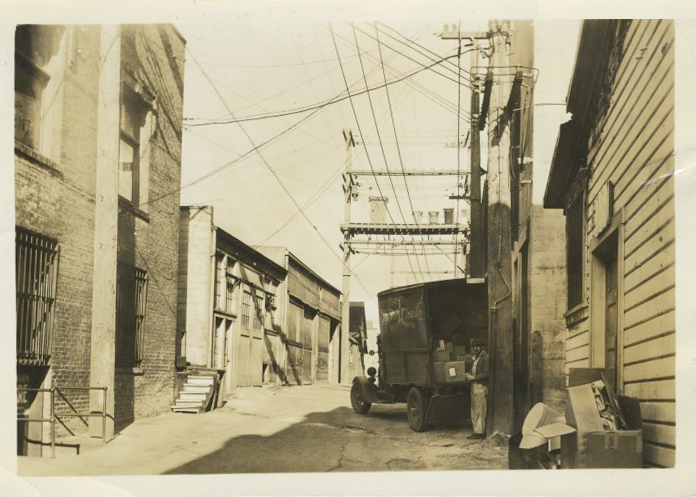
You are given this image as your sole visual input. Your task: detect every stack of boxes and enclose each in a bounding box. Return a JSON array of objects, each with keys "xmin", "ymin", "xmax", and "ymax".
[{"xmin": 431, "ymin": 340, "xmax": 473, "ymax": 384}]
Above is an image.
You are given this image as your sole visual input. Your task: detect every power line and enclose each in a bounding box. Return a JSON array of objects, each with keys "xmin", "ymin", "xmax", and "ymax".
[
  {"xmin": 377, "ymin": 22, "xmax": 475, "ymax": 78},
  {"xmin": 331, "ymin": 24, "xmax": 421, "ymax": 284},
  {"xmin": 352, "ymin": 24, "xmax": 471, "ymax": 89},
  {"xmin": 352, "ymin": 23, "xmax": 424, "ymax": 281},
  {"xmin": 186, "ymin": 44, "xmax": 376, "ymax": 304},
  {"xmin": 184, "ymin": 53, "xmax": 465, "ymax": 127},
  {"xmin": 374, "ymin": 24, "xmax": 432, "ymax": 278},
  {"xmin": 330, "ymin": 25, "xmax": 468, "ymax": 124}
]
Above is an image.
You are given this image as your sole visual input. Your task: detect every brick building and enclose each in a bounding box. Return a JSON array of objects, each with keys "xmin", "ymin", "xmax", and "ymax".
[
  {"xmin": 177, "ymin": 206, "xmax": 287, "ymax": 398},
  {"xmin": 544, "ymin": 20, "xmax": 675, "ymax": 467},
  {"xmin": 15, "ymin": 24, "xmax": 186, "ymax": 455}
]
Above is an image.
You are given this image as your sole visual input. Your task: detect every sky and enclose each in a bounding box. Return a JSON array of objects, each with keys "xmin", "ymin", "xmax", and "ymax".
[{"xmin": 175, "ymin": 19, "xmax": 581, "ymax": 326}]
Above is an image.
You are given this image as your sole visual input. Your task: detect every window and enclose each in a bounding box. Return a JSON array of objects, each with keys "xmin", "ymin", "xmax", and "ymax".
[
  {"xmin": 116, "ymin": 264, "xmax": 148, "ymax": 367},
  {"xmin": 119, "ymin": 92, "xmax": 147, "ymax": 206},
  {"xmin": 15, "ymin": 26, "xmax": 50, "ymax": 150},
  {"xmin": 16, "ymin": 228, "xmax": 59, "ymax": 366},
  {"xmin": 241, "ymin": 289, "xmax": 252, "ymax": 328},
  {"xmin": 566, "ymin": 192, "xmax": 585, "ymax": 310},
  {"xmin": 226, "ymin": 276, "xmax": 235, "ymax": 313},
  {"xmin": 253, "ymin": 294, "xmax": 264, "ymax": 330},
  {"xmin": 215, "ymin": 253, "xmax": 224, "ymax": 311}
]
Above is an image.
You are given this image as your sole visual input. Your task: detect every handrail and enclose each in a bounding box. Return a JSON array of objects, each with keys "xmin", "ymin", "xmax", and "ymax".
[{"xmin": 17, "ymin": 385, "xmax": 108, "ymax": 458}]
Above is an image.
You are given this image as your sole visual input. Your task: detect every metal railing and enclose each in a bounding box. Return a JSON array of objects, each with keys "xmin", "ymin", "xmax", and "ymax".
[{"xmin": 17, "ymin": 385, "xmax": 108, "ymax": 458}]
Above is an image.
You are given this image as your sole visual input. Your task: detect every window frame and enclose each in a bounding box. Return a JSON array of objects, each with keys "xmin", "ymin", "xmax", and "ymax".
[
  {"xmin": 118, "ymin": 90, "xmax": 147, "ymax": 207},
  {"xmin": 565, "ymin": 188, "xmax": 586, "ymax": 313},
  {"xmin": 15, "ymin": 227, "xmax": 59, "ymax": 366},
  {"xmin": 589, "ymin": 213, "xmax": 625, "ymax": 393},
  {"xmin": 116, "ymin": 263, "xmax": 148, "ymax": 368},
  {"xmin": 15, "ymin": 45, "xmax": 50, "ymax": 151},
  {"xmin": 241, "ymin": 288, "xmax": 252, "ymax": 329}
]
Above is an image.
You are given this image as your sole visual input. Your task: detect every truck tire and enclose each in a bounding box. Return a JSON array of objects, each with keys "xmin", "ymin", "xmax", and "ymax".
[
  {"xmin": 407, "ymin": 387, "xmax": 428, "ymax": 432},
  {"xmin": 350, "ymin": 382, "xmax": 371, "ymax": 414}
]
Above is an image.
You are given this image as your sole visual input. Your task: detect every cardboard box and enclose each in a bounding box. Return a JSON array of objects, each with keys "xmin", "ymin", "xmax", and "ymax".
[
  {"xmin": 432, "ymin": 361, "xmax": 467, "ymax": 384},
  {"xmin": 565, "ymin": 384, "xmax": 606, "ymax": 431},
  {"xmin": 562, "ymin": 368, "xmax": 643, "ymax": 469},
  {"xmin": 454, "ymin": 345, "xmax": 468, "ymax": 356},
  {"xmin": 561, "ymin": 430, "xmax": 643, "ymax": 468},
  {"xmin": 433, "ymin": 350, "xmax": 451, "ymax": 362}
]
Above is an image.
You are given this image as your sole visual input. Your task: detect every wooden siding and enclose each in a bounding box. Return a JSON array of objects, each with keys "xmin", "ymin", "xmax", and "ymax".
[{"xmin": 565, "ymin": 20, "xmax": 675, "ymax": 467}]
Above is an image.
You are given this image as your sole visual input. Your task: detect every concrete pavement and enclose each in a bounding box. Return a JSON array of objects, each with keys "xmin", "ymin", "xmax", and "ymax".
[{"xmin": 18, "ymin": 384, "xmax": 507, "ymax": 475}]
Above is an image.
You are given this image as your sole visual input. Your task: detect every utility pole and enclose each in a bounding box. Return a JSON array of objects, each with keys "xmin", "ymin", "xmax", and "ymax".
[
  {"xmin": 486, "ymin": 20, "xmax": 514, "ymax": 436},
  {"xmin": 440, "ymin": 26, "xmax": 488, "ymax": 278},
  {"xmin": 340, "ymin": 129, "xmax": 355, "ymax": 385},
  {"xmin": 469, "ymin": 47, "xmax": 484, "ymax": 278}
]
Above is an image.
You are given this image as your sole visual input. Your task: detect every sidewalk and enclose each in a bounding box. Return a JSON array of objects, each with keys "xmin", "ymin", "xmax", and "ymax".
[
  {"xmin": 18, "ymin": 385, "xmax": 351, "ymax": 476},
  {"xmin": 17, "ymin": 384, "xmax": 507, "ymax": 475}
]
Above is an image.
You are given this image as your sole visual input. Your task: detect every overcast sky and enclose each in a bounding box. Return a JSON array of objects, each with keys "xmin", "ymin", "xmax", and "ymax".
[{"xmin": 175, "ymin": 19, "xmax": 581, "ymax": 325}]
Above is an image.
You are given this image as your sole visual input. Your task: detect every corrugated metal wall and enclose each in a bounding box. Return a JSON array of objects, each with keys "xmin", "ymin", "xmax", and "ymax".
[{"xmin": 567, "ymin": 20, "xmax": 675, "ymax": 467}]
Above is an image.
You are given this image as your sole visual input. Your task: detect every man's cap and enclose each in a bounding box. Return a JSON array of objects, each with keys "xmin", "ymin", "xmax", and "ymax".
[{"xmin": 471, "ymin": 337, "xmax": 486, "ymax": 347}]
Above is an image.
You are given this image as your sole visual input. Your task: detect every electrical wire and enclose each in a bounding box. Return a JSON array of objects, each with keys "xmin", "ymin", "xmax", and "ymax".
[
  {"xmin": 352, "ymin": 24, "xmax": 472, "ymax": 88},
  {"xmin": 377, "ymin": 22, "xmax": 476, "ymax": 77},
  {"xmin": 352, "ymin": 23, "xmax": 425, "ymax": 282},
  {"xmin": 331, "ymin": 26, "xmax": 468, "ymax": 121},
  {"xmin": 331, "ymin": 24, "xmax": 421, "ymax": 285},
  {"xmin": 374, "ymin": 24, "xmax": 432, "ymax": 278},
  {"xmin": 184, "ymin": 53, "xmax": 465, "ymax": 126},
  {"xmin": 186, "ymin": 43, "xmax": 376, "ymax": 303}
]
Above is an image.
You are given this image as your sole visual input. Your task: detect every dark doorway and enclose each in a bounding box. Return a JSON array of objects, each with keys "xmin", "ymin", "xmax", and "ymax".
[{"xmin": 513, "ymin": 242, "xmax": 530, "ymax": 432}]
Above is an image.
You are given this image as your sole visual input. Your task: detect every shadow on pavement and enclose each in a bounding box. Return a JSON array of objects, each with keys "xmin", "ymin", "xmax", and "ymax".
[{"xmin": 165, "ymin": 405, "xmax": 505, "ymax": 474}]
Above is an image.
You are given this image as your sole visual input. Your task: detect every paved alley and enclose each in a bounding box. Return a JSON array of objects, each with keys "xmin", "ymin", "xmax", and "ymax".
[{"xmin": 19, "ymin": 385, "xmax": 507, "ymax": 475}]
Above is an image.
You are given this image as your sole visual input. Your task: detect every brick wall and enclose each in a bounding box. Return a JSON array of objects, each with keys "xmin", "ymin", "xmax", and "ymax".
[
  {"xmin": 116, "ymin": 25, "xmax": 186, "ymax": 424},
  {"xmin": 15, "ymin": 26, "xmax": 102, "ymax": 438},
  {"xmin": 15, "ymin": 25, "xmax": 186, "ymax": 442}
]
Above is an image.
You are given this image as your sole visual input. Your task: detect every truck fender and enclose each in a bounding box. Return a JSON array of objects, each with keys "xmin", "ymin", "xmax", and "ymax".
[{"xmin": 352, "ymin": 376, "xmax": 380, "ymax": 403}]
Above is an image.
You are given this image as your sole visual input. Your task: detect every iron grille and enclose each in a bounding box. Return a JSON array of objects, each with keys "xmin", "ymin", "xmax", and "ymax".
[
  {"xmin": 116, "ymin": 264, "xmax": 148, "ymax": 367},
  {"xmin": 16, "ymin": 228, "xmax": 59, "ymax": 366},
  {"xmin": 241, "ymin": 290, "xmax": 251, "ymax": 328}
]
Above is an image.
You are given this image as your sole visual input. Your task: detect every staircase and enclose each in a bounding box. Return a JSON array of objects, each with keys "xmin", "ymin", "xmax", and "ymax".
[{"xmin": 171, "ymin": 375, "xmax": 217, "ymax": 413}]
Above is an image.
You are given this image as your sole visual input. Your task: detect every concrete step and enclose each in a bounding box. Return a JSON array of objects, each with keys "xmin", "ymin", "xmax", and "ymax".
[
  {"xmin": 174, "ymin": 397, "xmax": 203, "ymax": 406},
  {"xmin": 182, "ymin": 385, "xmax": 211, "ymax": 393},
  {"xmin": 188, "ymin": 375, "xmax": 215, "ymax": 382},
  {"xmin": 171, "ymin": 406, "xmax": 202, "ymax": 413},
  {"xmin": 179, "ymin": 392, "xmax": 207, "ymax": 400}
]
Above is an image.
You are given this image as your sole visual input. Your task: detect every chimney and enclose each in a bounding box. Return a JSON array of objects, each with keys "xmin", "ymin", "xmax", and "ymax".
[
  {"xmin": 369, "ymin": 196, "xmax": 389, "ymax": 224},
  {"xmin": 428, "ymin": 211, "xmax": 439, "ymax": 225}
]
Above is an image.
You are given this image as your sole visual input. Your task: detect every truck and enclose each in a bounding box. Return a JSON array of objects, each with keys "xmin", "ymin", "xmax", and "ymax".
[{"xmin": 350, "ymin": 278, "xmax": 488, "ymax": 432}]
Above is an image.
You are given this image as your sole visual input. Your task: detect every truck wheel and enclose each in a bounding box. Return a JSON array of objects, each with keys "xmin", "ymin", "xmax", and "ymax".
[
  {"xmin": 407, "ymin": 387, "xmax": 428, "ymax": 432},
  {"xmin": 350, "ymin": 382, "xmax": 371, "ymax": 414}
]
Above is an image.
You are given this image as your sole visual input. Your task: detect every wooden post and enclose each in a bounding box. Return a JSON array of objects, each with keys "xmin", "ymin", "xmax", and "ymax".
[
  {"xmin": 340, "ymin": 130, "xmax": 355, "ymax": 384},
  {"xmin": 486, "ymin": 20, "xmax": 514, "ymax": 437},
  {"xmin": 469, "ymin": 48, "xmax": 484, "ymax": 278}
]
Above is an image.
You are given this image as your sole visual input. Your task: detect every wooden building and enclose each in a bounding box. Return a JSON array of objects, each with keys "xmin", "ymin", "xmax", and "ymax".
[
  {"xmin": 178, "ymin": 206, "xmax": 287, "ymax": 397},
  {"xmin": 544, "ymin": 20, "xmax": 675, "ymax": 467},
  {"xmin": 258, "ymin": 247, "xmax": 343, "ymax": 385}
]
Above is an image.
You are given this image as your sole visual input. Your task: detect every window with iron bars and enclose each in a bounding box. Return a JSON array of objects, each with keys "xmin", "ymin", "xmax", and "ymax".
[
  {"xmin": 16, "ymin": 228, "xmax": 59, "ymax": 366},
  {"xmin": 116, "ymin": 264, "xmax": 148, "ymax": 367},
  {"xmin": 241, "ymin": 289, "xmax": 252, "ymax": 328}
]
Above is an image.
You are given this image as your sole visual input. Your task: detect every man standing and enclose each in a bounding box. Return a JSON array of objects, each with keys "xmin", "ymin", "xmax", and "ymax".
[{"xmin": 466, "ymin": 338, "xmax": 489, "ymax": 440}]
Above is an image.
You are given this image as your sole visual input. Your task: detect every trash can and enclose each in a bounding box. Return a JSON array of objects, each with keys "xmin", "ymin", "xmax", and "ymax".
[{"xmin": 509, "ymin": 432, "xmax": 555, "ymax": 469}]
